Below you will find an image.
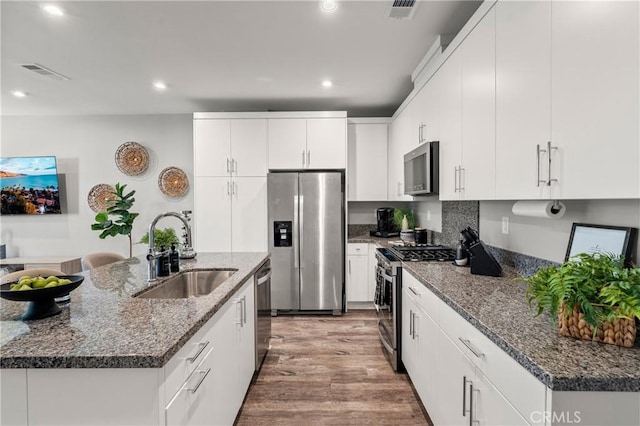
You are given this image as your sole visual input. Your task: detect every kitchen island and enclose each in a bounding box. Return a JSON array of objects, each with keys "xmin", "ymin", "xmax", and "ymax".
[{"xmin": 0, "ymin": 252, "xmax": 269, "ymax": 425}]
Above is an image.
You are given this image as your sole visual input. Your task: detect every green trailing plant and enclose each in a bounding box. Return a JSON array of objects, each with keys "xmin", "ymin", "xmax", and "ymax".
[
  {"xmin": 139, "ymin": 227, "xmax": 180, "ymax": 251},
  {"xmin": 393, "ymin": 208, "xmax": 416, "ymax": 230},
  {"xmin": 90, "ymin": 183, "xmax": 139, "ymax": 257},
  {"xmin": 523, "ymin": 252, "xmax": 640, "ymax": 336}
]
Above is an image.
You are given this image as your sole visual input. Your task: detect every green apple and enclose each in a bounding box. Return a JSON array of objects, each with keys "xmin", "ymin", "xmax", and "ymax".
[
  {"xmin": 44, "ymin": 282, "xmax": 58, "ymax": 288},
  {"xmin": 18, "ymin": 284, "xmax": 32, "ymax": 291},
  {"xmin": 33, "ymin": 278, "xmax": 48, "ymax": 289},
  {"xmin": 45, "ymin": 276, "xmax": 59, "ymax": 284}
]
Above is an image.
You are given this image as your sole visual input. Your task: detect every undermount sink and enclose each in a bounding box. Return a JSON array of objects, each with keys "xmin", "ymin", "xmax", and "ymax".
[{"xmin": 135, "ymin": 269, "xmax": 237, "ymax": 299}]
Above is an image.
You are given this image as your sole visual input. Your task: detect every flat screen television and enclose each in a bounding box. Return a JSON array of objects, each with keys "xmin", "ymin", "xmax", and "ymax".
[{"xmin": 0, "ymin": 156, "xmax": 61, "ymax": 215}]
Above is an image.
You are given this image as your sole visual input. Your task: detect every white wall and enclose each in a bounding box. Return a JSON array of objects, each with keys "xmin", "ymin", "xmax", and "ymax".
[
  {"xmin": 347, "ymin": 200, "xmax": 442, "ymax": 232},
  {"xmin": 480, "ymin": 200, "xmax": 640, "ymax": 264},
  {"xmin": 0, "ymin": 114, "xmax": 193, "ymax": 259}
]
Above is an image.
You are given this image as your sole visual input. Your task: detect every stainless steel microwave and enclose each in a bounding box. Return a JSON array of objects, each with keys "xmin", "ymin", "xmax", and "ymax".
[{"xmin": 403, "ymin": 141, "xmax": 439, "ymax": 195}]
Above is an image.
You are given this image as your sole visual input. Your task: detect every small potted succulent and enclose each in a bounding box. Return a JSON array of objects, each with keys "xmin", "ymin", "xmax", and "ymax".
[{"xmin": 523, "ymin": 252, "xmax": 640, "ymax": 347}]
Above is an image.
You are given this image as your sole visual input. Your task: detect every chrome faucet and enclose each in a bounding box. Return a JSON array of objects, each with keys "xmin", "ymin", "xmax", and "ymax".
[{"xmin": 146, "ymin": 211, "xmax": 196, "ymax": 281}]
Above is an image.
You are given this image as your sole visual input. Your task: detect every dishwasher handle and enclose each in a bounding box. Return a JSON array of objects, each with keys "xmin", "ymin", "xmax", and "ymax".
[{"xmin": 256, "ymin": 268, "xmax": 272, "ymax": 286}]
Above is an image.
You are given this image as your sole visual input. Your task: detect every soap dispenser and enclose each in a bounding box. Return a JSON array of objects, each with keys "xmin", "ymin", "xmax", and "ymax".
[
  {"xmin": 169, "ymin": 243, "xmax": 180, "ymax": 273},
  {"xmin": 156, "ymin": 245, "xmax": 170, "ymax": 277}
]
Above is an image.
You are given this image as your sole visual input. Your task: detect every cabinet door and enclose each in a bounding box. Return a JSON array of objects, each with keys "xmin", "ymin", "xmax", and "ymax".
[
  {"xmin": 434, "ymin": 330, "xmax": 476, "ymax": 426},
  {"xmin": 367, "ymin": 244, "xmax": 377, "ymax": 301},
  {"xmin": 1, "ymin": 369, "xmax": 27, "ymax": 426},
  {"xmin": 437, "ymin": 48, "xmax": 463, "ymax": 201},
  {"xmin": 268, "ymin": 118, "xmax": 306, "ymax": 169},
  {"xmin": 388, "ymin": 108, "xmax": 413, "ymax": 201},
  {"xmin": 461, "ymin": 8, "xmax": 496, "ymax": 200},
  {"xmin": 235, "ymin": 280, "xmax": 256, "ymax": 398},
  {"xmin": 421, "ymin": 80, "xmax": 440, "ymax": 143},
  {"xmin": 194, "ymin": 119, "xmax": 231, "ymax": 177},
  {"xmin": 401, "ymin": 288, "xmax": 419, "ymax": 380},
  {"xmin": 473, "ymin": 370, "xmax": 530, "ymax": 426},
  {"xmin": 194, "ymin": 177, "xmax": 232, "ymax": 252},
  {"xmin": 231, "ymin": 119, "xmax": 268, "ymax": 177},
  {"xmin": 306, "ymin": 118, "xmax": 347, "ymax": 169},
  {"xmin": 551, "ymin": 0, "xmax": 639, "ymax": 199},
  {"xmin": 231, "ymin": 177, "xmax": 267, "ymax": 252},
  {"xmin": 347, "ymin": 253, "xmax": 369, "ymax": 302},
  {"xmin": 347, "ymin": 123, "xmax": 388, "ymax": 201},
  {"xmin": 495, "ymin": 0, "xmax": 551, "ymax": 200}
]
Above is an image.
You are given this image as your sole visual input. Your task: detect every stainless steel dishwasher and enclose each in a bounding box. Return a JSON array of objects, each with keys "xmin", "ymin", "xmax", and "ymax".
[{"xmin": 255, "ymin": 260, "xmax": 272, "ymax": 371}]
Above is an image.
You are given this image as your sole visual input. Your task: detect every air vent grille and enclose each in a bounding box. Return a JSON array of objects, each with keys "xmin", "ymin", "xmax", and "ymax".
[
  {"xmin": 388, "ymin": 0, "xmax": 417, "ymax": 19},
  {"xmin": 21, "ymin": 63, "xmax": 70, "ymax": 81}
]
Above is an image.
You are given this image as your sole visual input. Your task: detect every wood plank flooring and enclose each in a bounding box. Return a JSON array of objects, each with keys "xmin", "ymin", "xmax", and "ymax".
[{"xmin": 235, "ymin": 310, "xmax": 432, "ymax": 425}]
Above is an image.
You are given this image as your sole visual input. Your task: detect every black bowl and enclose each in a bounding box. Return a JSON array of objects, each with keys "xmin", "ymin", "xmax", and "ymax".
[{"xmin": 0, "ymin": 275, "xmax": 84, "ymax": 320}]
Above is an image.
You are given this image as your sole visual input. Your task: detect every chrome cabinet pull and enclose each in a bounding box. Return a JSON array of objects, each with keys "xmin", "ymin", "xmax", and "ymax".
[
  {"xmin": 458, "ymin": 337, "xmax": 484, "ymax": 358},
  {"xmin": 242, "ymin": 295, "xmax": 247, "ymax": 326},
  {"xmin": 186, "ymin": 341, "xmax": 209, "ymax": 363},
  {"xmin": 469, "ymin": 382, "xmax": 474, "ymax": 426},
  {"xmin": 462, "ymin": 375, "xmax": 467, "ymax": 416},
  {"xmin": 226, "ymin": 158, "xmax": 230, "ymax": 173},
  {"xmin": 232, "ymin": 181, "xmax": 237, "ymax": 196},
  {"xmin": 236, "ymin": 299, "xmax": 243, "ymax": 325},
  {"xmin": 226, "ymin": 181, "xmax": 231, "ymax": 195},
  {"xmin": 408, "ymin": 286, "xmax": 420, "ymax": 297},
  {"xmin": 302, "ymin": 150, "xmax": 306, "ymax": 167},
  {"xmin": 536, "ymin": 144, "xmax": 546, "ymax": 186},
  {"xmin": 187, "ymin": 368, "xmax": 211, "ymax": 394},
  {"xmin": 547, "ymin": 141, "xmax": 558, "ymax": 186},
  {"xmin": 348, "ymin": 259, "xmax": 351, "ymax": 274},
  {"xmin": 413, "ymin": 313, "xmax": 419, "ymax": 339},
  {"xmin": 232, "ymin": 158, "xmax": 236, "ymax": 174},
  {"xmin": 459, "ymin": 167, "xmax": 465, "ymax": 191},
  {"xmin": 409, "ymin": 309, "xmax": 414, "ymax": 338}
]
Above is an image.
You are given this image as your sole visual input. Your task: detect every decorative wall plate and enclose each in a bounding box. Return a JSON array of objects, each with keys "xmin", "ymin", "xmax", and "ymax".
[
  {"xmin": 87, "ymin": 184, "xmax": 115, "ymax": 213},
  {"xmin": 115, "ymin": 141, "xmax": 149, "ymax": 176},
  {"xmin": 158, "ymin": 167, "xmax": 189, "ymax": 198}
]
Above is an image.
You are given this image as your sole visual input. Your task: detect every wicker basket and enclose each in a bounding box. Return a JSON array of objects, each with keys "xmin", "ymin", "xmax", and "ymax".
[{"xmin": 558, "ymin": 303, "xmax": 636, "ymax": 348}]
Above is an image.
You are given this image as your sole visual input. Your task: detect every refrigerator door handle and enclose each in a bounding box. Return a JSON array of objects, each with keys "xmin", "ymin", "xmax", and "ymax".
[
  {"xmin": 299, "ymin": 195, "xmax": 304, "ymax": 270},
  {"xmin": 293, "ymin": 195, "xmax": 300, "ymax": 269}
]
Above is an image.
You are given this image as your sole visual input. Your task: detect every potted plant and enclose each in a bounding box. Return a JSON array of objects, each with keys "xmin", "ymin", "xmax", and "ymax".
[
  {"xmin": 90, "ymin": 183, "xmax": 139, "ymax": 257},
  {"xmin": 139, "ymin": 227, "xmax": 180, "ymax": 251},
  {"xmin": 524, "ymin": 252, "xmax": 640, "ymax": 347}
]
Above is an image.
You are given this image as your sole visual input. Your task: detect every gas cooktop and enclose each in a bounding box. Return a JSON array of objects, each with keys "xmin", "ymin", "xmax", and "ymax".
[{"xmin": 388, "ymin": 245, "xmax": 456, "ymax": 262}]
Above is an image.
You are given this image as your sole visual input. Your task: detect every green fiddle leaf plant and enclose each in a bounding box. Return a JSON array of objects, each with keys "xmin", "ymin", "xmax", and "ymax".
[
  {"xmin": 90, "ymin": 183, "xmax": 139, "ymax": 257},
  {"xmin": 523, "ymin": 252, "xmax": 640, "ymax": 344}
]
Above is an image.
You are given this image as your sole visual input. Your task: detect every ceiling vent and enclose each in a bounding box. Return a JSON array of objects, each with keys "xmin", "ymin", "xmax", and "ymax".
[
  {"xmin": 387, "ymin": 0, "xmax": 417, "ymax": 20},
  {"xmin": 21, "ymin": 63, "xmax": 70, "ymax": 81}
]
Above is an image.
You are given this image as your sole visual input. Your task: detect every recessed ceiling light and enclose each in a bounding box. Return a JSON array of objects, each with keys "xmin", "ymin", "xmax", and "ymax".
[
  {"xmin": 41, "ymin": 4, "xmax": 64, "ymax": 17},
  {"xmin": 11, "ymin": 90, "xmax": 27, "ymax": 98},
  {"xmin": 322, "ymin": 80, "xmax": 333, "ymax": 88},
  {"xmin": 320, "ymin": 1, "xmax": 337, "ymax": 12},
  {"xmin": 153, "ymin": 81, "xmax": 167, "ymax": 90}
]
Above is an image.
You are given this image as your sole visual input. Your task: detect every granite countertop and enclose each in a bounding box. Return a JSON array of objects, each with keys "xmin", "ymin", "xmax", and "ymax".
[
  {"xmin": 348, "ymin": 234, "xmax": 397, "ymax": 247},
  {"xmin": 0, "ymin": 252, "xmax": 269, "ymax": 369},
  {"xmin": 402, "ymin": 262, "xmax": 640, "ymax": 392}
]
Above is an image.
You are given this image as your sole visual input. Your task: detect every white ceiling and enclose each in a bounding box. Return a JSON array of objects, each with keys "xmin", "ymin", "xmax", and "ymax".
[{"xmin": 1, "ymin": 0, "xmax": 481, "ymax": 117}]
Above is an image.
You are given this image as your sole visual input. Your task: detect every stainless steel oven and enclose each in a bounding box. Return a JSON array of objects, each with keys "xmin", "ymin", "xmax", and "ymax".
[{"xmin": 374, "ymin": 248, "xmax": 403, "ymax": 372}]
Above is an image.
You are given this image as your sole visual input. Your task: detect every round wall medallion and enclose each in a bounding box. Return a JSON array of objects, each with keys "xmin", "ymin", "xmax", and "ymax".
[
  {"xmin": 158, "ymin": 167, "xmax": 189, "ymax": 198},
  {"xmin": 115, "ymin": 141, "xmax": 149, "ymax": 176},
  {"xmin": 87, "ymin": 184, "xmax": 115, "ymax": 213}
]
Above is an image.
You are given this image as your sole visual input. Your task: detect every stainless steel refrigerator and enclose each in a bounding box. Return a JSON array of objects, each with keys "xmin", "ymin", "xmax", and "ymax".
[{"xmin": 267, "ymin": 172, "xmax": 344, "ymax": 314}]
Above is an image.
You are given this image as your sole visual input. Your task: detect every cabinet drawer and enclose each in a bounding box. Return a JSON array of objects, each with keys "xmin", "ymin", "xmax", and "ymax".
[
  {"xmin": 164, "ymin": 312, "xmax": 218, "ymax": 399},
  {"xmin": 347, "ymin": 243, "xmax": 368, "ymax": 255},
  {"xmin": 439, "ymin": 301, "xmax": 545, "ymax": 420},
  {"xmin": 402, "ymin": 270, "xmax": 440, "ymax": 323}
]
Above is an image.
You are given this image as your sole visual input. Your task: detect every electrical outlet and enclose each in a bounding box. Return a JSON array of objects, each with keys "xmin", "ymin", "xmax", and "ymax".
[{"xmin": 502, "ymin": 216, "xmax": 510, "ymax": 235}]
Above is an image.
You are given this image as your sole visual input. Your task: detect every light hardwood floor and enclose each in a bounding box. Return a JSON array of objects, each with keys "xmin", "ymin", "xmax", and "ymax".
[{"xmin": 235, "ymin": 310, "xmax": 432, "ymax": 425}]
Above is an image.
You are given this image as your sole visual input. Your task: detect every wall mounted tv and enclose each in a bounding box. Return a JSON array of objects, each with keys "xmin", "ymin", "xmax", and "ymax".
[{"xmin": 0, "ymin": 156, "xmax": 61, "ymax": 215}]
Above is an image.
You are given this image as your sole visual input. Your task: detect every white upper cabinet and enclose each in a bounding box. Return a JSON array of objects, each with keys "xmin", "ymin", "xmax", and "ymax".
[
  {"xmin": 495, "ymin": 0, "xmax": 552, "ymax": 200},
  {"xmin": 268, "ymin": 117, "xmax": 346, "ymax": 170},
  {"xmin": 551, "ymin": 0, "xmax": 639, "ymax": 199},
  {"xmin": 436, "ymin": 48, "xmax": 463, "ymax": 201},
  {"xmin": 194, "ymin": 119, "xmax": 231, "ymax": 177},
  {"xmin": 194, "ymin": 119, "xmax": 268, "ymax": 177},
  {"xmin": 230, "ymin": 119, "xmax": 268, "ymax": 177},
  {"xmin": 347, "ymin": 122, "xmax": 388, "ymax": 201},
  {"xmin": 388, "ymin": 104, "xmax": 414, "ymax": 201},
  {"xmin": 461, "ymin": 7, "xmax": 496, "ymax": 200}
]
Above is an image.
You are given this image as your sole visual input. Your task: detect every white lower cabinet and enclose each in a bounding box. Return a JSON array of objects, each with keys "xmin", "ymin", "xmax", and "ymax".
[
  {"xmin": 347, "ymin": 243, "xmax": 370, "ymax": 302},
  {"xmin": 402, "ymin": 270, "xmax": 542, "ymax": 425},
  {"xmin": 10, "ymin": 280, "xmax": 256, "ymax": 426}
]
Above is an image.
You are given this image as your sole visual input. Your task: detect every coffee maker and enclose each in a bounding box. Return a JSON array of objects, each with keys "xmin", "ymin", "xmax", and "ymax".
[{"xmin": 370, "ymin": 208, "xmax": 400, "ymax": 238}]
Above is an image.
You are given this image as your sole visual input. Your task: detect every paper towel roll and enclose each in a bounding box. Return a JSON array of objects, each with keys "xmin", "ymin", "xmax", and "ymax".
[{"xmin": 511, "ymin": 200, "xmax": 566, "ymax": 219}]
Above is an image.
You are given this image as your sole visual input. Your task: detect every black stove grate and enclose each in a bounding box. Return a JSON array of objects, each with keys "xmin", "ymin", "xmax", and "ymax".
[{"xmin": 388, "ymin": 245, "xmax": 456, "ymax": 262}]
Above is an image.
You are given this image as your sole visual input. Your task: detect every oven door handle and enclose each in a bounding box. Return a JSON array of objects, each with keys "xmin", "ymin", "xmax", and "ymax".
[
  {"xmin": 376, "ymin": 265, "xmax": 393, "ymax": 282},
  {"xmin": 377, "ymin": 322, "xmax": 395, "ymax": 354}
]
